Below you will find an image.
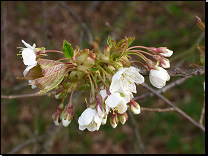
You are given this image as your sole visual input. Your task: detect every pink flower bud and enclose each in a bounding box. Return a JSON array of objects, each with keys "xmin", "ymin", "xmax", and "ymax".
[
  {"xmin": 110, "ymin": 110, "xmax": 118, "ymax": 128},
  {"xmin": 52, "ymin": 103, "xmax": 64, "ymax": 126},
  {"xmin": 61, "ymin": 104, "xmax": 73, "ymax": 127},
  {"xmin": 118, "ymin": 112, "xmax": 128, "ymax": 124},
  {"xmin": 160, "ymin": 58, "xmax": 170, "ymax": 68},
  {"xmin": 148, "ymin": 47, "xmax": 157, "ymax": 54},
  {"xmin": 129, "ymin": 99, "xmax": 141, "ymax": 114},
  {"xmin": 156, "ymin": 47, "xmax": 173, "ymax": 57}
]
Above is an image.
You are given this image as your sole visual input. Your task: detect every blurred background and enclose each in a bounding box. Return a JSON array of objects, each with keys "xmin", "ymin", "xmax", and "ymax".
[{"xmin": 1, "ymin": 1, "xmax": 205, "ymax": 154}]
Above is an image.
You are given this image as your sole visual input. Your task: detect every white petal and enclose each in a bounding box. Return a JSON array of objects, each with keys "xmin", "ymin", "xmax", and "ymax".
[
  {"xmin": 22, "ymin": 40, "xmax": 34, "ymax": 49},
  {"xmin": 117, "ymin": 102, "xmax": 127, "ymax": 114},
  {"xmin": 79, "ymin": 125, "xmax": 87, "ymax": 131},
  {"xmin": 54, "ymin": 118, "xmax": 61, "ymax": 126},
  {"xmin": 105, "ymin": 93, "xmax": 121, "ymax": 108},
  {"xmin": 78, "ymin": 108, "xmax": 95, "ymax": 125},
  {"xmin": 23, "ymin": 65, "xmax": 36, "ymax": 76},
  {"xmin": 99, "ymin": 90, "xmax": 108, "ymax": 100},
  {"xmin": 62, "ymin": 116, "xmax": 71, "ymax": 127}
]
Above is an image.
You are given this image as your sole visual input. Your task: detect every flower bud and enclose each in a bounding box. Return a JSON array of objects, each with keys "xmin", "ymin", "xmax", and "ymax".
[
  {"xmin": 75, "ymin": 49, "xmax": 89, "ymax": 65},
  {"xmin": 145, "ymin": 59, "xmax": 157, "ymax": 70},
  {"xmin": 148, "ymin": 47, "xmax": 157, "ymax": 54},
  {"xmin": 61, "ymin": 104, "xmax": 73, "ymax": 127},
  {"xmin": 118, "ymin": 111, "xmax": 128, "ymax": 124},
  {"xmin": 129, "ymin": 99, "xmax": 141, "ymax": 114},
  {"xmin": 110, "ymin": 110, "xmax": 118, "ymax": 128},
  {"xmin": 149, "ymin": 66, "xmax": 170, "ymax": 88},
  {"xmin": 160, "ymin": 58, "xmax": 170, "ymax": 68},
  {"xmin": 156, "ymin": 47, "xmax": 173, "ymax": 57},
  {"xmin": 101, "ymin": 113, "xmax": 108, "ymax": 125},
  {"xmin": 106, "ymin": 65, "xmax": 115, "ymax": 74},
  {"xmin": 51, "ymin": 103, "xmax": 64, "ymax": 126},
  {"xmin": 152, "ymin": 55, "xmax": 170, "ymax": 68},
  {"xmin": 121, "ymin": 55, "xmax": 130, "ymax": 67}
]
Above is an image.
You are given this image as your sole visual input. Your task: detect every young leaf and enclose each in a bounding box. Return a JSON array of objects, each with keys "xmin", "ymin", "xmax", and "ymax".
[
  {"xmin": 34, "ymin": 64, "xmax": 71, "ymax": 94},
  {"xmin": 107, "ymin": 36, "xmax": 112, "ymax": 46},
  {"xmin": 196, "ymin": 16, "xmax": 205, "ymax": 32},
  {"xmin": 63, "ymin": 40, "xmax": 74, "ymax": 58}
]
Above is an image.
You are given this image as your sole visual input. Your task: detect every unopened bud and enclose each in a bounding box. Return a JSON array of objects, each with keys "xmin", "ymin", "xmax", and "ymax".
[
  {"xmin": 129, "ymin": 99, "xmax": 141, "ymax": 114},
  {"xmin": 118, "ymin": 112, "xmax": 128, "ymax": 124},
  {"xmin": 52, "ymin": 103, "xmax": 64, "ymax": 126},
  {"xmin": 156, "ymin": 47, "xmax": 173, "ymax": 57},
  {"xmin": 61, "ymin": 104, "xmax": 73, "ymax": 127},
  {"xmin": 110, "ymin": 110, "xmax": 118, "ymax": 128}
]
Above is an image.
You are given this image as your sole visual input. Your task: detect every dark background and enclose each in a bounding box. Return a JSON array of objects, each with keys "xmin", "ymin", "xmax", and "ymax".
[{"xmin": 1, "ymin": 1, "xmax": 205, "ymax": 154}]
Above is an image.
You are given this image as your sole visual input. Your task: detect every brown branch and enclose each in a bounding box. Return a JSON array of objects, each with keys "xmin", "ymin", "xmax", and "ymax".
[
  {"xmin": 57, "ymin": 1, "xmax": 93, "ymax": 43},
  {"xmin": 199, "ymin": 99, "xmax": 205, "ymax": 125},
  {"xmin": 141, "ymin": 107, "xmax": 175, "ymax": 112},
  {"xmin": 1, "ymin": 90, "xmax": 72, "ymax": 100},
  {"xmin": 137, "ymin": 66, "xmax": 205, "ymax": 77},
  {"xmin": 127, "ymin": 110, "xmax": 145, "ymax": 154},
  {"xmin": 141, "ymin": 83, "xmax": 205, "ymax": 132},
  {"xmin": 134, "ymin": 76, "xmax": 191, "ymax": 101},
  {"xmin": 7, "ymin": 136, "xmax": 44, "ymax": 154}
]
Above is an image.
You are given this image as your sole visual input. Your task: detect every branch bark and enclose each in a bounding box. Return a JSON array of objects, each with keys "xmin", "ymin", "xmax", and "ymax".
[
  {"xmin": 137, "ymin": 66, "xmax": 205, "ymax": 77},
  {"xmin": 141, "ymin": 83, "xmax": 205, "ymax": 132}
]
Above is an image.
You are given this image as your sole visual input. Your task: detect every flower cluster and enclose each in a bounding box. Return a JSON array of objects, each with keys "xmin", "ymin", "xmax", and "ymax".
[{"xmin": 18, "ymin": 36, "xmax": 173, "ymax": 131}]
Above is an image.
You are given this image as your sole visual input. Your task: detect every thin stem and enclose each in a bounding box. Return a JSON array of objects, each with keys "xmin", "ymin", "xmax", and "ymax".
[
  {"xmin": 130, "ymin": 60, "xmax": 146, "ymax": 67},
  {"xmin": 141, "ymin": 83, "xmax": 205, "ymax": 132},
  {"xmin": 96, "ymin": 64, "xmax": 112, "ymax": 79},
  {"xmin": 94, "ymin": 72, "xmax": 109, "ymax": 90},
  {"xmin": 90, "ymin": 72, "xmax": 99, "ymax": 93},
  {"xmin": 45, "ymin": 50, "xmax": 64, "ymax": 54},
  {"xmin": 127, "ymin": 46, "xmax": 148, "ymax": 51},
  {"xmin": 127, "ymin": 51, "xmax": 147, "ymax": 62},
  {"xmin": 199, "ymin": 99, "xmax": 205, "ymax": 125},
  {"xmin": 87, "ymin": 73, "xmax": 95, "ymax": 99}
]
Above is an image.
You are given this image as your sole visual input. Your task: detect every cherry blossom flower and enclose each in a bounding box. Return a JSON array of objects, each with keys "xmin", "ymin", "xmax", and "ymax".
[
  {"xmin": 105, "ymin": 92, "xmax": 133, "ymax": 114},
  {"xmin": 149, "ymin": 66, "xmax": 170, "ymax": 88},
  {"xmin": 20, "ymin": 40, "xmax": 37, "ymax": 66},
  {"xmin": 110, "ymin": 66, "xmax": 144, "ymax": 95},
  {"xmin": 78, "ymin": 108, "xmax": 102, "ymax": 131}
]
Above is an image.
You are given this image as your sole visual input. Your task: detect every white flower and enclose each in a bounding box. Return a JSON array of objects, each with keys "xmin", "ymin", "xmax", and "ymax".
[
  {"xmin": 110, "ymin": 66, "xmax": 144, "ymax": 95},
  {"xmin": 105, "ymin": 92, "xmax": 133, "ymax": 114},
  {"xmin": 62, "ymin": 115, "xmax": 71, "ymax": 127},
  {"xmin": 78, "ymin": 108, "xmax": 102, "ymax": 131},
  {"xmin": 149, "ymin": 66, "xmax": 170, "ymax": 88},
  {"xmin": 23, "ymin": 65, "xmax": 37, "ymax": 89},
  {"xmin": 20, "ymin": 40, "xmax": 37, "ymax": 66}
]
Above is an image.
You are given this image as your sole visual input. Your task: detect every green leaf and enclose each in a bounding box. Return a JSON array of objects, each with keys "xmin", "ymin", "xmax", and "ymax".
[
  {"xmin": 107, "ymin": 36, "xmax": 112, "ymax": 46},
  {"xmin": 196, "ymin": 16, "xmax": 205, "ymax": 32},
  {"xmin": 91, "ymin": 68, "xmax": 99, "ymax": 71},
  {"xmin": 63, "ymin": 40, "xmax": 74, "ymax": 58}
]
